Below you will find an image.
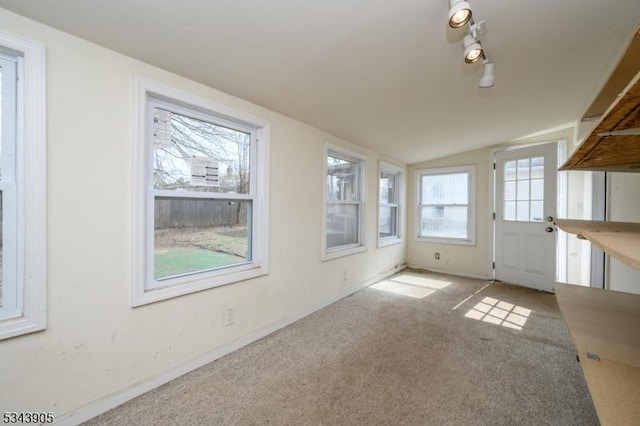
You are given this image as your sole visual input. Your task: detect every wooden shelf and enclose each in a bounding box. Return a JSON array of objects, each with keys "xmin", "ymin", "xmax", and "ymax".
[
  {"xmin": 555, "ymin": 219, "xmax": 640, "ymax": 270},
  {"xmin": 559, "ymin": 71, "xmax": 640, "ymax": 172},
  {"xmin": 555, "ymin": 283, "xmax": 640, "ymax": 426}
]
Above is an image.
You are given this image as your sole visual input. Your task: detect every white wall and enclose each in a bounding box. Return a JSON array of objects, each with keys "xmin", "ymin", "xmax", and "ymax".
[
  {"xmin": 0, "ymin": 9, "xmax": 406, "ymax": 420},
  {"xmin": 407, "ymin": 148, "xmax": 492, "ymax": 279}
]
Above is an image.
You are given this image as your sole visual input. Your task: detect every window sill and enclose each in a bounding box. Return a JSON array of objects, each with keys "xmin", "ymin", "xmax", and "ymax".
[
  {"xmin": 0, "ymin": 316, "xmax": 46, "ymax": 341},
  {"xmin": 321, "ymin": 245, "xmax": 366, "ymax": 262},
  {"xmin": 415, "ymin": 236, "xmax": 476, "ymax": 247},
  {"xmin": 132, "ymin": 263, "xmax": 268, "ymax": 307},
  {"xmin": 377, "ymin": 237, "xmax": 403, "ymax": 248}
]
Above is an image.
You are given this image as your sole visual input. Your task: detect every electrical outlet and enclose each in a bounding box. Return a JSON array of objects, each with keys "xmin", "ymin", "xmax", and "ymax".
[
  {"xmin": 343, "ymin": 269, "xmax": 350, "ymax": 281},
  {"xmin": 435, "ymin": 252, "xmax": 440, "ymax": 260},
  {"xmin": 224, "ymin": 309, "xmax": 234, "ymax": 326}
]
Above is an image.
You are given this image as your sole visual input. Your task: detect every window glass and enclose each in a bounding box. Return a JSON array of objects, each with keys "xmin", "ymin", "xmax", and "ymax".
[
  {"xmin": 417, "ymin": 166, "xmax": 475, "ymax": 244},
  {"xmin": 503, "ymin": 156, "xmax": 544, "ymax": 223},
  {"xmin": 327, "ymin": 155, "xmax": 359, "ymax": 201},
  {"xmin": 421, "ymin": 173, "xmax": 468, "ymax": 205},
  {"xmin": 153, "ymin": 108, "xmax": 250, "ymax": 194},
  {"xmin": 136, "ymin": 90, "xmax": 268, "ymax": 301},
  {"xmin": 154, "ymin": 198, "xmax": 251, "ymax": 279},
  {"xmin": 324, "ymin": 148, "xmax": 365, "ymax": 257}
]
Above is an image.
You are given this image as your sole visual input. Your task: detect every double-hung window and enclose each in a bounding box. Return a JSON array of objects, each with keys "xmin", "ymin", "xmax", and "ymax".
[
  {"xmin": 0, "ymin": 32, "xmax": 47, "ymax": 340},
  {"xmin": 323, "ymin": 145, "xmax": 366, "ymax": 259},
  {"xmin": 417, "ymin": 165, "xmax": 475, "ymax": 246},
  {"xmin": 133, "ymin": 79, "xmax": 269, "ymax": 306},
  {"xmin": 378, "ymin": 162, "xmax": 402, "ymax": 246}
]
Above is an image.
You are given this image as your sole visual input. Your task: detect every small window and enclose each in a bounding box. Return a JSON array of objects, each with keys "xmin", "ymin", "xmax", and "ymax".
[
  {"xmin": 323, "ymin": 145, "xmax": 366, "ymax": 260},
  {"xmin": 133, "ymin": 79, "xmax": 270, "ymax": 306},
  {"xmin": 0, "ymin": 32, "xmax": 47, "ymax": 340},
  {"xmin": 416, "ymin": 165, "xmax": 475, "ymax": 246},
  {"xmin": 378, "ymin": 162, "xmax": 402, "ymax": 246},
  {"xmin": 503, "ymin": 156, "xmax": 544, "ymax": 222}
]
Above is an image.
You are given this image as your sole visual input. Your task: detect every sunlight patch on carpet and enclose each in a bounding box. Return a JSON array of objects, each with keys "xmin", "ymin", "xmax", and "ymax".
[
  {"xmin": 369, "ymin": 273, "xmax": 451, "ymax": 299},
  {"xmin": 464, "ymin": 297, "xmax": 532, "ymax": 330}
]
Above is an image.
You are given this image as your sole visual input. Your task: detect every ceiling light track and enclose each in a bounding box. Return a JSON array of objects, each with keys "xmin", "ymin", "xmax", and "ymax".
[{"xmin": 448, "ymin": 1, "xmax": 495, "ymax": 88}]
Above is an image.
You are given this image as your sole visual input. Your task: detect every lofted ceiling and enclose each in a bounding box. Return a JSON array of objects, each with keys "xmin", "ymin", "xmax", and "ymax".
[{"xmin": 1, "ymin": 0, "xmax": 639, "ymax": 164}]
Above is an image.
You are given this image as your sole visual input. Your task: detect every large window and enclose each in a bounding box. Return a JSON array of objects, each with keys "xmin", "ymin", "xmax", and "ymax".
[
  {"xmin": 378, "ymin": 162, "xmax": 402, "ymax": 246},
  {"xmin": 133, "ymin": 79, "xmax": 269, "ymax": 306},
  {"xmin": 416, "ymin": 165, "xmax": 475, "ymax": 245},
  {"xmin": 0, "ymin": 33, "xmax": 46, "ymax": 340},
  {"xmin": 323, "ymin": 145, "xmax": 366, "ymax": 259}
]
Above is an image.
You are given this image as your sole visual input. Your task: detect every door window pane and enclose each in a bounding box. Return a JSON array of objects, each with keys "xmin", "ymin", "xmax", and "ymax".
[
  {"xmin": 516, "ymin": 180, "xmax": 529, "ymax": 200},
  {"xmin": 530, "ymin": 157, "xmax": 544, "ymax": 178},
  {"xmin": 531, "ymin": 179, "xmax": 544, "ymax": 200},
  {"xmin": 517, "ymin": 159, "xmax": 530, "ymax": 180},
  {"xmin": 530, "ymin": 201, "xmax": 544, "ymax": 222},
  {"xmin": 504, "ymin": 201, "xmax": 516, "ymax": 221},
  {"xmin": 503, "ymin": 156, "xmax": 545, "ymax": 223}
]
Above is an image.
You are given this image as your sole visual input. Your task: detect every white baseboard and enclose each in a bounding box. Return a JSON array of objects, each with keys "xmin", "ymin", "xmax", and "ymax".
[
  {"xmin": 55, "ymin": 264, "xmax": 406, "ymax": 426},
  {"xmin": 406, "ymin": 264, "xmax": 490, "ymax": 281}
]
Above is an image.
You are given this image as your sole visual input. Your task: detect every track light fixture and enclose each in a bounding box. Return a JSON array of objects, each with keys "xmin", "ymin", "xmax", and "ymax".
[
  {"xmin": 448, "ymin": 0, "xmax": 472, "ymax": 28},
  {"xmin": 447, "ymin": 1, "xmax": 496, "ymax": 88},
  {"xmin": 479, "ymin": 60, "xmax": 495, "ymax": 88},
  {"xmin": 463, "ymin": 34, "xmax": 483, "ymax": 64}
]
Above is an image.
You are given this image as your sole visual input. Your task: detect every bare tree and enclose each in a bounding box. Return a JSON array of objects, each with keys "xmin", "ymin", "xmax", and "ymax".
[{"xmin": 153, "ymin": 110, "xmax": 251, "ymax": 226}]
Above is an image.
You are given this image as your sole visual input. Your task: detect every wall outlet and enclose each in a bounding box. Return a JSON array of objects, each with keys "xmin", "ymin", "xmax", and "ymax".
[
  {"xmin": 343, "ymin": 269, "xmax": 350, "ymax": 281},
  {"xmin": 435, "ymin": 252, "xmax": 440, "ymax": 260},
  {"xmin": 224, "ymin": 309, "xmax": 234, "ymax": 326}
]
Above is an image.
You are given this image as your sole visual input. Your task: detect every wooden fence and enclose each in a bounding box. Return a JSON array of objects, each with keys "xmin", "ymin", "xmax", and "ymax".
[{"xmin": 155, "ymin": 199, "xmax": 248, "ymax": 229}]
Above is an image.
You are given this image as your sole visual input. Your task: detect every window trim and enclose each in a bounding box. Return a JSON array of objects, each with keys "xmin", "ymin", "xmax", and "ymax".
[
  {"xmin": 0, "ymin": 31, "xmax": 47, "ymax": 341},
  {"xmin": 378, "ymin": 161, "xmax": 403, "ymax": 247},
  {"xmin": 415, "ymin": 165, "xmax": 476, "ymax": 246},
  {"xmin": 132, "ymin": 78, "xmax": 270, "ymax": 307},
  {"xmin": 322, "ymin": 143, "xmax": 366, "ymax": 261}
]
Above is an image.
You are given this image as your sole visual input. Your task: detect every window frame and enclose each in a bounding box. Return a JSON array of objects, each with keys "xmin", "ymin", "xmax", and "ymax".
[
  {"xmin": 415, "ymin": 165, "xmax": 476, "ymax": 246},
  {"xmin": 322, "ymin": 144, "xmax": 366, "ymax": 261},
  {"xmin": 378, "ymin": 161, "xmax": 403, "ymax": 247},
  {"xmin": 132, "ymin": 78, "xmax": 270, "ymax": 307},
  {"xmin": 0, "ymin": 31, "xmax": 47, "ymax": 341}
]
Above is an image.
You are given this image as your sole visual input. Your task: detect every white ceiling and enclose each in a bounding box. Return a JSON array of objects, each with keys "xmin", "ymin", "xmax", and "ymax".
[{"xmin": 1, "ymin": 0, "xmax": 639, "ymax": 164}]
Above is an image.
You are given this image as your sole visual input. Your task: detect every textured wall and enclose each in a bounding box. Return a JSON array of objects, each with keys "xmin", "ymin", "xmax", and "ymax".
[{"xmin": 0, "ymin": 8, "xmax": 406, "ymax": 419}]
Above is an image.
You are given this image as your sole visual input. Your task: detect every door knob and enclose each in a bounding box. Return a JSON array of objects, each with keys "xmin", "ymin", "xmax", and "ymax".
[{"xmin": 545, "ymin": 227, "xmax": 554, "ymax": 233}]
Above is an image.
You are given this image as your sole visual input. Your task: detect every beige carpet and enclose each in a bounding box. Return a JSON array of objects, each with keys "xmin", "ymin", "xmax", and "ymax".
[{"xmin": 86, "ymin": 270, "xmax": 599, "ymax": 425}]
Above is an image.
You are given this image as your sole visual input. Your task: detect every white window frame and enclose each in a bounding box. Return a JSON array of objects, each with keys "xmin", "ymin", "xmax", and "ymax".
[
  {"xmin": 378, "ymin": 161, "xmax": 402, "ymax": 247},
  {"xmin": 0, "ymin": 31, "xmax": 47, "ymax": 341},
  {"xmin": 132, "ymin": 78, "xmax": 270, "ymax": 306},
  {"xmin": 322, "ymin": 144, "xmax": 366, "ymax": 261},
  {"xmin": 415, "ymin": 165, "xmax": 476, "ymax": 246}
]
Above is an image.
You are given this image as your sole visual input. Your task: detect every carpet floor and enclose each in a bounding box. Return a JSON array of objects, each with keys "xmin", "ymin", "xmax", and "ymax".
[{"xmin": 86, "ymin": 270, "xmax": 599, "ymax": 425}]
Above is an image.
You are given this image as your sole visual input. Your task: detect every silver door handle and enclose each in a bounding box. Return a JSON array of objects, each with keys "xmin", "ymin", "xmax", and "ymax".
[{"xmin": 545, "ymin": 227, "xmax": 554, "ymax": 233}]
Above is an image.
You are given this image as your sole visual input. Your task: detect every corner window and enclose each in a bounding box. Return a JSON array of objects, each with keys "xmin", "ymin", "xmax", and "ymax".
[
  {"xmin": 416, "ymin": 165, "xmax": 475, "ymax": 246},
  {"xmin": 0, "ymin": 33, "xmax": 47, "ymax": 340},
  {"xmin": 133, "ymin": 79, "xmax": 270, "ymax": 306},
  {"xmin": 323, "ymin": 145, "xmax": 366, "ymax": 260},
  {"xmin": 378, "ymin": 162, "xmax": 402, "ymax": 246}
]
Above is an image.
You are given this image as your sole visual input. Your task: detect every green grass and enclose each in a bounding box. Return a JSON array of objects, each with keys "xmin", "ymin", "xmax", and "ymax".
[{"xmin": 154, "ymin": 247, "xmax": 245, "ymax": 279}]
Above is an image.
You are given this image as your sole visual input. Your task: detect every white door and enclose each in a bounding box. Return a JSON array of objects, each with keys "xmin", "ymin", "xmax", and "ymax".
[{"xmin": 494, "ymin": 142, "xmax": 557, "ymax": 292}]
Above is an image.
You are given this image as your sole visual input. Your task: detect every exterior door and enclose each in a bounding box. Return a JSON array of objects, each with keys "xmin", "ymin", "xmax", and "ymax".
[{"xmin": 494, "ymin": 142, "xmax": 557, "ymax": 292}]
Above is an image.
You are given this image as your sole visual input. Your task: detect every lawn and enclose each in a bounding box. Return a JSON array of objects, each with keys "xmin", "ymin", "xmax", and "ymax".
[
  {"xmin": 153, "ymin": 226, "xmax": 248, "ymax": 279},
  {"xmin": 154, "ymin": 246, "xmax": 245, "ymax": 279}
]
